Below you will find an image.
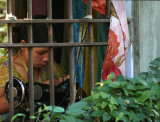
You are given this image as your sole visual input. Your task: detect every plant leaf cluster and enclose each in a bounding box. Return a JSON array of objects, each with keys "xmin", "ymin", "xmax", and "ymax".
[
  {"xmin": 12, "ymin": 58, "xmax": 160, "ymax": 122},
  {"xmin": 60, "ymin": 58, "xmax": 160, "ymax": 122}
]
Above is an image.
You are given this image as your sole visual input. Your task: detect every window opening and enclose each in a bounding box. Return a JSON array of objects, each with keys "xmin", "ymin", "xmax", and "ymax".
[{"xmin": 0, "ymin": 0, "xmax": 111, "ymax": 121}]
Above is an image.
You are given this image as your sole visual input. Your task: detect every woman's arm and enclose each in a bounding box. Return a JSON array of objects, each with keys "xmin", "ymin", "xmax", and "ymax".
[
  {"xmin": 43, "ymin": 74, "xmax": 70, "ymax": 86},
  {"xmin": 0, "ymin": 87, "xmax": 9, "ymax": 114}
]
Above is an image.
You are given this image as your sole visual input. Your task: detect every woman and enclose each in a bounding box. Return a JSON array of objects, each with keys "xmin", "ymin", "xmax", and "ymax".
[{"xmin": 0, "ymin": 23, "xmax": 69, "ymax": 121}]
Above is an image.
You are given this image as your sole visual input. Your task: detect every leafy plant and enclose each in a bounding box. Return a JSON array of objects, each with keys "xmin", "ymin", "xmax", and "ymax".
[
  {"xmin": 11, "ymin": 105, "xmax": 65, "ymax": 122},
  {"xmin": 12, "ymin": 58, "xmax": 160, "ymax": 122},
  {"xmin": 0, "ymin": 0, "xmax": 7, "ymax": 57},
  {"xmin": 59, "ymin": 58, "xmax": 160, "ymax": 122}
]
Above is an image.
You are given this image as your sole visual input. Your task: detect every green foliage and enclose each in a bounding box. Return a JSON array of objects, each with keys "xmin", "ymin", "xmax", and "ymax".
[
  {"xmin": 11, "ymin": 113, "xmax": 25, "ymax": 122},
  {"xmin": 0, "ymin": 0, "xmax": 7, "ymax": 56},
  {"xmin": 0, "ymin": 24, "xmax": 7, "ymax": 56},
  {"xmin": 12, "ymin": 58, "xmax": 160, "ymax": 121},
  {"xmin": 59, "ymin": 57, "xmax": 160, "ymax": 122}
]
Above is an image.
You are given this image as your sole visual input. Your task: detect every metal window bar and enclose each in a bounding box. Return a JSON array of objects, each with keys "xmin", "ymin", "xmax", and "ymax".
[
  {"xmin": 47, "ymin": 0, "xmax": 55, "ymax": 106},
  {"xmin": 68, "ymin": 0, "xmax": 74, "ymax": 104},
  {"xmin": 27, "ymin": 0, "xmax": 35, "ymax": 122},
  {"xmin": 0, "ymin": 42, "xmax": 108, "ymax": 48},
  {"xmin": 7, "ymin": 0, "xmax": 14, "ymax": 121},
  {"xmin": 4, "ymin": 0, "xmax": 112, "ymax": 121},
  {"xmin": 87, "ymin": 0, "xmax": 94, "ymax": 91},
  {"xmin": 0, "ymin": 19, "xmax": 110, "ymax": 24},
  {"xmin": 107, "ymin": 0, "xmax": 111, "ymax": 18}
]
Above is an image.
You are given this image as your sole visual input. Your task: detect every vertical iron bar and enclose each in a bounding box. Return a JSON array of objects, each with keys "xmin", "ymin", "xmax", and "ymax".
[
  {"xmin": 68, "ymin": 0, "xmax": 74, "ymax": 104},
  {"xmin": 7, "ymin": 0, "xmax": 11, "ymax": 13},
  {"xmin": 27, "ymin": 0, "xmax": 34, "ymax": 121},
  {"xmin": 107, "ymin": 0, "xmax": 111, "ymax": 18},
  {"xmin": 87, "ymin": 0, "xmax": 94, "ymax": 91},
  {"xmin": 7, "ymin": 0, "xmax": 14, "ymax": 120},
  {"xmin": 47, "ymin": 0, "xmax": 54, "ymax": 106},
  {"xmin": 27, "ymin": 0, "xmax": 32, "ymax": 19}
]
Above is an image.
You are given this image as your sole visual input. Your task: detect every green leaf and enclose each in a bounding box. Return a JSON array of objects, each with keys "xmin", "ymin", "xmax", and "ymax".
[
  {"xmin": 155, "ymin": 102, "xmax": 160, "ymax": 110},
  {"xmin": 123, "ymin": 88, "xmax": 129, "ymax": 96},
  {"xmin": 11, "ymin": 113, "xmax": 25, "ymax": 121},
  {"xmin": 135, "ymin": 113, "xmax": 147, "ymax": 120},
  {"xmin": 101, "ymin": 102, "xmax": 108, "ymax": 109},
  {"xmin": 148, "ymin": 77, "xmax": 158, "ymax": 83},
  {"xmin": 63, "ymin": 116, "xmax": 76, "ymax": 122},
  {"xmin": 107, "ymin": 72, "xmax": 114, "ymax": 80},
  {"xmin": 66, "ymin": 101, "xmax": 87, "ymax": 116},
  {"xmin": 91, "ymin": 101, "xmax": 97, "ymax": 106},
  {"xmin": 99, "ymin": 85, "xmax": 111, "ymax": 92},
  {"xmin": 96, "ymin": 102, "xmax": 102, "ymax": 107},
  {"xmin": 127, "ymin": 97, "xmax": 139, "ymax": 107},
  {"xmin": 30, "ymin": 116, "xmax": 37, "ymax": 119},
  {"xmin": 108, "ymin": 82, "xmax": 121, "ymax": 88},
  {"xmin": 103, "ymin": 112, "xmax": 112, "ymax": 121},
  {"xmin": 43, "ymin": 112, "xmax": 51, "ymax": 121},
  {"xmin": 66, "ymin": 109, "xmax": 86, "ymax": 116},
  {"xmin": 48, "ymin": 106, "xmax": 65, "ymax": 113},
  {"xmin": 75, "ymin": 118, "xmax": 85, "ymax": 122},
  {"xmin": 134, "ymin": 98, "xmax": 144, "ymax": 105},
  {"xmin": 100, "ymin": 91, "xmax": 109, "ymax": 99},
  {"xmin": 149, "ymin": 66, "xmax": 157, "ymax": 73},
  {"xmin": 60, "ymin": 120, "xmax": 67, "ymax": 122},
  {"xmin": 151, "ymin": 85, "xmax": 160, "ymax": 95},
  {"xmin": 109, "ymin": 104, "xmax": 117, "ymax": 111},
  {"xmin": 138, "ymin": 90, "xmax": 152, "ymax": 103},
  {"xmin": 115, "ymin": 97, "xmax": 127, "ymax": 106},
  {"xmin": 68, "ymin": 101, "xmax": 87, "ymax": 110},
  {"xmin": 93, "ymin": 106, "xmax": 99, "ymax": 111},
  {"xmin": 90, "ymin": 110, "xmax": 105, "ymax": 117},
  {"xmin": 134, "ymin": 72, "xmax": 148, "ymax": 82},
  {"xmin": 152, "ymin": 109, "xmax": 160, "ymax": 117},
  {"xmin": 127, "ymin": 111, "xmax": 139, "ymax": 121},
  {"xmin": 43, "ymin": 104, "xmax": 48, "ymax": 109},
  {"xmin": 102, "ymin": 79, "xmax": 112, "ymax": 84},
  {"xmin": 110, "ymin": 96, "xmax": 117, "ymax": 105},
  {"xmin": 135, "ymin": 85, "xmax": 147, "ymax": 90},
  {"xmin": 116, "ymin": 112, "xmax": 123, "ymax": 121},
  {"xmin": 38, "ymin": 107, "xmax": 42, "ymax": 113},
  {"xmin": 91, "ymin": 91, "xmax": 100, "ymax": 100},
  {"xmin": 150, "ymin": 57, "xmax": 160, "ymax": 67},
  {"xmin": 127, "ymin": 84, "xmax": 135, "ymax": 90},
  {"xmin": 157, "ymin": 70, "xmax": 160, "ymax": 77},
  {"xmin": 115, "ymin": 75, "xmax": 125, "ymax": 81}
]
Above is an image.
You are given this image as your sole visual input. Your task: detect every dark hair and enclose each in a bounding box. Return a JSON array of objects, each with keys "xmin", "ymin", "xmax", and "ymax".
[{"xmin": 20, "ymin": 23, "xmax": 48, "ymax": 43}]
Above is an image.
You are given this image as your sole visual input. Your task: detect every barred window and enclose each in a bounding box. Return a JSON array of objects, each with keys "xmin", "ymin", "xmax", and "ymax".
[{"xmin": 0, "ymin": 0, "xmax": 111, "ymax": 121}]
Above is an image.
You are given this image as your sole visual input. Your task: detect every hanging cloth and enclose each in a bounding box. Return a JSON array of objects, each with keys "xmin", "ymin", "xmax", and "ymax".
[
  {"xmin": 73, "ymin": 0, "xmax": 86, "ymax": 87},
  {"xmin": 101, "ymin": 0, "xmax": 129, "ymax": 81},
  {"xmin": 83, "ymin": 0, "xmax": 107, "ymax": 16}
]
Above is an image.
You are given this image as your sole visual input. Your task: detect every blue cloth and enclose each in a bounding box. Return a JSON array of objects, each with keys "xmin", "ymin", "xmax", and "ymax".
[{"xmin": 73, "ymin": 0, "xmax": 86, "ymax": 87}]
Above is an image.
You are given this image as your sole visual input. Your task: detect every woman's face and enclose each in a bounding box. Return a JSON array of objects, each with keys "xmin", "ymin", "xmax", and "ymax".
[
  {"xmin": 32, "ymin": 47, "xmax": 49, "ymax": 68},
  {"xmin": 20, "ymin": 40, "xmax": 49, "ymax": 68},
  {"xmin": 23, "ymin": 47, "xmax": 49, "ymax": 69}
]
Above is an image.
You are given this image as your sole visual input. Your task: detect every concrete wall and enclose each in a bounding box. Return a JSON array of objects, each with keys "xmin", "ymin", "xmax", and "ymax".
[{"xmin": 134, "ymin": 1, "xmax": 160, "ymax": 74}]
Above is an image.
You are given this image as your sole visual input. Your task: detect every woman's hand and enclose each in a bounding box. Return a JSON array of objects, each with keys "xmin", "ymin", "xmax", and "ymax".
[
  {"xmin": 43, "ymin": 74, "xmax": 70, "ymax": 86},
  {"xmin": 0, "ymin": 87, "xmax": 9, "ymax": 114}
]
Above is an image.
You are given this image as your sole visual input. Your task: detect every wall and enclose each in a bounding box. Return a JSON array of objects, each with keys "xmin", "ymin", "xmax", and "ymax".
[{"xmin": 134, "ymin": 1, "xmax": 160, "ymax": 74}]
